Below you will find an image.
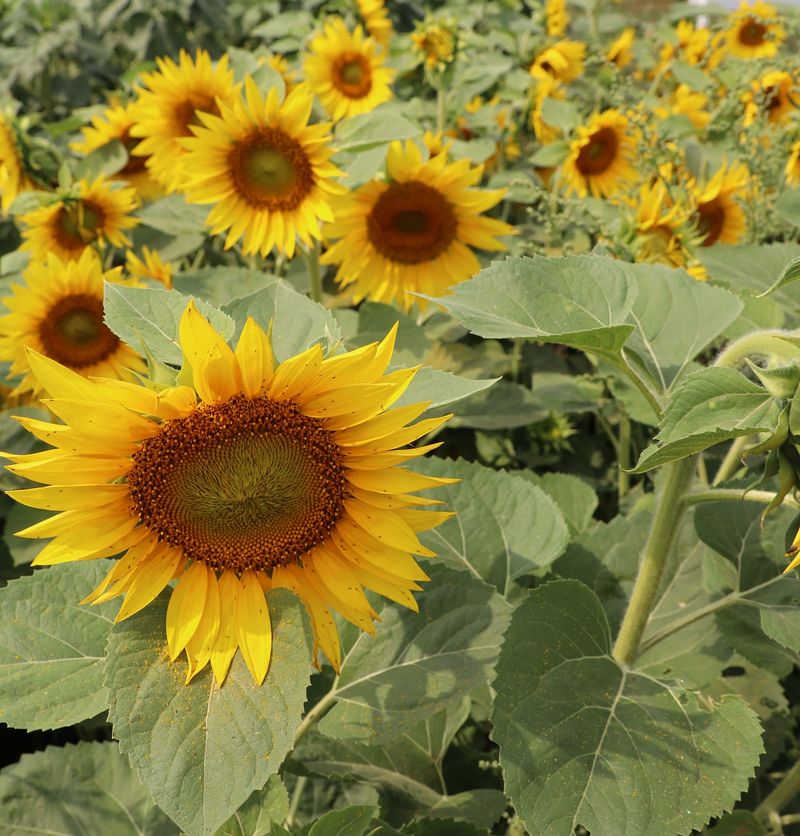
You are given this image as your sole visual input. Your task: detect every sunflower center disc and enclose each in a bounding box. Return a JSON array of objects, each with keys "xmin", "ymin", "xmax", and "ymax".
[
  {"xmin": 740, "ymin": 19, "xmax": 767, "ymax": 46},
  {"xmin": 128, "ymin": 394, "xmax": 347, "ymax": 573},
  {"xmin": 367, "ymin": 180, "xmax": 457, "ymax": 264},
  {"xmin": 120, "ymin": 129, "xmax": 148, "ymax": 175},
  {"xmin": 334, "ymin": 54, "xmax": 372, "ymax": 98},
  {"xmin": 38, "ymin": 293, "xmax": 120, "ymax": 368},
  {"xmin": 696, "ymin": 200, "xmax": 726, "ymax": 247},
  {"xmin": 56, "ymin": 200, "xmax": 104, "ymax": 249},
  {"xmin": 230, "ymin": 130, "xmax": 315, "ymax": 210},
  {"xmin": 576, "ymin": 127, "xmax": 618, "ymax": 176},
  {"xmin": 174, "ymin": 96, "xmax": 220, "ymax": 136}
]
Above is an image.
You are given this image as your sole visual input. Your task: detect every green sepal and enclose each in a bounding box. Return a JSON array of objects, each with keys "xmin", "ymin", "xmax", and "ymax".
[
  {"xmin": 745, "ymin": 359, "xmax": 800, "ymax": 400},
  {"xmin": 744, "ymin": 404, "xmax": 790, "ymax": 457},
  {"xmin": 758, "ymin": 448, "xmax": 798, "ymax": 527},
  {"xmin": 789, "ymin": 379, "xmax": 800, "ymax": 437}
]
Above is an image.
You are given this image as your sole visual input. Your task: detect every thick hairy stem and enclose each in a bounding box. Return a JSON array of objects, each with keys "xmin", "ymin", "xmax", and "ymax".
[{"xmin": 715, "ymin": 330, "xmax": 800, "ymax": 370}]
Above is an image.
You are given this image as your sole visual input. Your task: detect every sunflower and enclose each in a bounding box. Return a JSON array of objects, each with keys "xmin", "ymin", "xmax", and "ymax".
[
  {"xmin": 654, "ymin": 84, "xmax": 710, "ymax": 131},
  {"xmin": 0, "ymin": 113, "xmax": 35, "ymax": 214},
  {"xmin": 562, "ymin": 109, "xmax": 636, "ymax": 199},
  {"xmin": 180, "ymin": 78, "xmax": 343, "ymax": 259},
  {"xmin": 321, "ymin": 140, "xmax": 515, "ymax": 312},
  {"xmin": 531, "ymin": 76, "xmax": 564, "ymax": 144},
  {"xmin": 357, "ymin": 0, "xmax": 393, "ymax": 48},
  {"xmin": 71, "ymin": 100, "xmax": 162, "ymax": 202},
  {"xmin": 691, "ymin": 161, "xmax": 749, "ymax": 247},
  {"xmin": 724, "ymin": 1, "xmax": 784, "ymax": 60},
  {"xmin": 529, "ymin": 39, "xmax": 586, "ymax": 84},
  {"xmin": 304, "ymin": 17, "xmax": 394, "ymax": 122},
  {"xmin": 5, "ymin": 301, "xmax": 455, "ymax": 685},
  {"xmin": 0, "ymin": 249, "xmax": 145, "ymax": 398},
  {"xmin": 546, "ymin": 0, "xmax": 569, "ymax": 38},
  {"xmin": 607, "ymin": 27, "xmax": 635, "ymax": 69},
  {"xmin": 656, "ymin": 20, "xmax": 709, "ymax": 74},
  {"xmin": 130, "ymin": 50, "xmax": 238, "ymax": 193},
  {"xmin": 19, "ymin": 176, "xmax": 139, "ymax": 263},
  {"xmin": 786, "ymin": 140, "xmax": 800, "ymax": 186},
  {"xmin": 633, "ymin": 181, "xmax": 694, "ymax": 270},
  {"xmin": 743, "ymin": 70, "xmax": 797, "ymax": 127},
  {"xmin": 261, "ymin": 53, "xmax": 299, "ymax": 94},
  {"xmin": 411, "ymin": 19, "xmax": 457, "ymax": 71},
  {"xmin": 125, "ymin": 246, "xmax": 173, "ymax": 288}
]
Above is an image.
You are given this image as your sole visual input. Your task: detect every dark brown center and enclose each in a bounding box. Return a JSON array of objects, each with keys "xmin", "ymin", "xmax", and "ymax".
[
  {"xmin": 333, "ymin": 54, "xmax": 373, "ymax": 99},
  {"xmin": 54, "ymin": 200, "xmax": 105, "ymax": 251},
  {"xmin": 174, "ymin": 95, "xmax": 221, "ymax": 137},
  {"xmin": 695, "ymin": 199, "xmax": 726, "ymax": 247},
  {"xmin": 38, "ymin": 293, "xmax": 120, "ymax": 369},
  {"xmin": 739, "ymin": 19, "xmax": 767, "ymax": 46},
  {"xmin": 575, "ymin": 127, "xmax": 618, "ymax": 176}
]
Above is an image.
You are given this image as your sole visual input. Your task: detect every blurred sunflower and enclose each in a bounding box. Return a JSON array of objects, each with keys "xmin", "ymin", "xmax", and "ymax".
[
  {"xmin": 411, "ymin": 18, "xmax": 457, "ymax": 71},
  {"xmin": 607, "ymin": 28, "xmax": 635, "ymax": 69},
  {"xmin": 545, "ymin": 0, "xmax": 569, "ymax": 37},
  {"xmin": 633, "ymin": 181, "xmax": 694, "ymax": 270},
  {"xmin": 19, "ymin": 176, "xmax": 139, "ymax": 263},
  {"xmin": 0, "ymin": 249, "xmax": 144, "ymax": 398},
  {"xmin": 786, "ymin": 140, "xmax": 800, "ymax": 186},
  {"xmin": 529, "ymin": 39, "xmax": 585, "ymax": 83},
  {"xmin": 724, "ymin": 1, "xmax": 783, "ymax": 60},
  {"xmin": 261, "ymin": 54, "xmax": 299, "ymax": 93},
  {"xmin": 71, "ymin": 99, "xmax": 162, "ymax": 202},
  {"xmin": 743, "ymin": 70, "xmax": 797, "ymax": 127},
  {"xmin": 531, "ymin": 76, "xmax": 564, "ymax": 144},
  {"xmin": 125, "ymin": 246, "xmax": 173, "ymax": 287},
  {"xmin": 5, "ymin": 302, "xmax": 454, "ymax": 685},
  {"xmin": 357, "ymin": 0, "xmax": 393, "ymax": 48},
  {"xmin": 130, "ymin": 50, "xmax": 238, "ymax": 192},
  {"xmin": 691, "ymin": 161, "xmax": 749, "ymax": 247},
  {"xmin": 655, "ymin": 84, "xmax": 710, "ymax": 131},
  {"xmin": 321, "ymin": 140, "xmax": 515, "ymax": 311},
  {"xmin": 304, "ymin": 17, "xmax": 394, "ymax": 121},
  {"xmin": 0, "ymin": 112, "xmax": 35, "ymax": 214},
  {"xmin": 181, "ymin": 78, "xmax": 343, "ymax": 259},
  {"xmin": 562, "ymin": 109, "xmax": 636, "ymax": 198},
  {"xmin": 656, "ymin": 20, "xmax": 709, "ymax": 73}
]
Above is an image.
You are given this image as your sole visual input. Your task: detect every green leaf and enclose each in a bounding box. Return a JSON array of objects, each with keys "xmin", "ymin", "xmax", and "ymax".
[
  {"xmin": 317, "ymin": 564, "xmax": 511, "ymax": 743},
  {"xmin": 299, "ymin": 806, "xmax": 378, "ymax": 836},
  {"xmin": 353, "ymin": 302, "xmax": 430, "ymax": 363},
  {"xmin": 431, "ymin": 255, "xmax": 637, "ymax": 357},
  {"xmin": 75, "ymin": 139, "xmax": 129, "ymax": 180},
  {"xmin": 0, "ymin": 742, "xmax": 176, "ymax": 835},
  {"xmin": 105, "ymin": 589, "xmax": 313, "ymax": 836},
  {"xmin": 136, "ymin": 194, "xmax": 210, "ymax": 235},
  {"xmin": 671, "ymin": 60, "xmax": 711, "ymax": 90},
  {"xmin": 775, "ymin": 189, "xmax": 800, "ymax": 228},
  {"xmin": 173, "ymin": 267, "xmax": 279, "ymax": 307},
  {"xmin": 491, "ymin": 579, "xmax": 764, "ymax": 836},
  {"xmin": 104, "ymin": 284, "xmax": 234, "ymax": 366},
  {"xmin": 412, "ymin": 458, "xmax": 569, "ymax": 594},
  {"xmin": 438, "ymin": 379, "xmax": 547, "ymax": 429},
  {"xmin": 702, "ymin": 810, "xmax": 765, "ymax": 836},
  {"xmin": 395, "ymin": 368, "xmax": 497, "ymax": 413},
  {"xmin": 524, "ymin": 472, "xmax": 598, "ymax": 536},
  {"xmin": 214, "ymin": 776, "xmax": 289, "ymax": 836},
  {"xmin": 540, "ymin": 97, "xmax": 581, "ymax": 132},
  {"xmin": 222, "ymin": 282, "xmax": 343, "ymax": 362},
  {"xmin": 3, "ymin": 503, "xmax": 48, "ymax": 565},
  {"xmin": 0, "ymin": 561, "xmax": 116, "ymax": 731},
  {"xmin": 755, "ymin": 253, "xmax": 800, "ymax": 298},
  {"xmin": 632, "ymin": 367, "xmax": 781, "ymax": 472},
  {"xmin": 530, "ymin": 140, "xmax": 570, "ymax": 167},
  {"xmin": 335, "ymin": 106, "xmax": 420, "ymax": 152}
]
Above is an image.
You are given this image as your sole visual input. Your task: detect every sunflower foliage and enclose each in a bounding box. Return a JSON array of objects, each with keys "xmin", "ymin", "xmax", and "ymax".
[{"xmin": 5, "ymin": 1, "xmax": 800, "ymax": 835}]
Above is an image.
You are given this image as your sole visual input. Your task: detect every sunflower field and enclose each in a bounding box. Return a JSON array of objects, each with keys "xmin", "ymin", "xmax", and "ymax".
[{"xmin": 8, "ymin": 0, "xmax": 800, "ymax": 834}]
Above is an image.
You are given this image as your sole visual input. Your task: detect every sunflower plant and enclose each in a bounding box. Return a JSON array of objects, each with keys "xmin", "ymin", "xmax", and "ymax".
[{"xmin": 5, "ymin": 1, "xmax": 800, "ymax": 835}]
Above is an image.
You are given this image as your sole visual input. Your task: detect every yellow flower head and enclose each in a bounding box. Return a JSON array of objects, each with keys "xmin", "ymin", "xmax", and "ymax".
[
  {"xmin": 743, "ymin": 70, "xmax": 797, "ymax": 127},
  {"xmin": 411, "ymin": 20, "xmax": 457, "ymax": 71},
  {"xmin": 0, "ymin": 112, "xmax": 35, "ymax": 214},
  {"xmin": 655, "ymin": 84, "xmax": 711, "ymax": 131},
  {"xmin": 657, "ymin": 19, "xmax": 710, "ymax": 72},
  {"xmin": 724, "ymin": 1, "xmax": 784, "ymax": 60},
  {"xmin": 607, "ymin": 27, "xmax": 635, "ymax": 69},
  {"xmin": 261, "ymin": 53, "xmax": 299, "ymax": 94},
  {"xmin": 180, "ymin": 77, "xmax": 343, "ymax": 259},
  {"xmin": 125, "ymin": 246, "xmax": 173, "ymax": 288},
  {"xmin": 786, "ymin": 140, "xmax": 800, "ymax": 186},
  {"xmin": 531, "ymin": 76, "xmax": 565, "ymax": 144},
  {"xmin": 321, "ymin": 140, "xmax": 515, "ymax": 312},
  {"xmin": 71, "ymin": 99, "xmax": 162, "ymax": 202},
  {"xmin": 529, "ymin": 39, "xmax": 586, "ymax": 83},
  {"xmin": 5, "ymin": 301, "xmax": 455, "ymax": 685},
  {"xmin": 130, "ymin": 49, "xmax": 239, "ymax": 193},
  {"xmin": 546, "ymin": 0, "xmax": 569, "ymax": 38},
  {"xmin": 357, "ymin": 0, "xmax": 393, "ymax": 48},
  {"xmin": 634, "ymin": 181, "xmax": 694, "ymax": 270},
  {"xmin": 19, "ymin": 176, "xmax": 139, "ymax": 263},
  {"xmin": 0, "ymin": 249, "xmax": 145, "ymax": 398},
  {"xmin": 691, "ymin": 161, "xmax": 749, "ymax": 247},
  {"xmin": 303, "ymin": 17, "xmax": 394, "ymax": 121},
  {"xmin": 562, "ymin": 109, "xmax": 636, "ymax": 199}
]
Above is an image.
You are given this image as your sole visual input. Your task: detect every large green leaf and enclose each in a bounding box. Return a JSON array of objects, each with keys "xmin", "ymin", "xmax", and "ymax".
[
  {"xmin": 298, "ymin": 806, "xmax": 379, "ymax": 836},
  {"xmin": 0, "ymin": 561, "xmax": 116, "ymax": 731},
  {"xmin": 105, "ymin": 589, "xmax": 313, "ymax": 836},
  {"xmin": 412, "ymin": 458, "xmax": 569, "ymax": 594},
  {"xmin": 491, "ymin": 580, "xmax": 763, "ymax": 836},
  {"xmin": 104, "ymin": 284, "xmax": 234, "ymax": 366},
  {"xmin": 317, "ymin": 564, "xmax": 511, "ymax": 743},
  {"xmin": 0, "ymin": 741, "xmax": 176, "ymax": 835},
  {"xmin": 335, "ymin": 106, "xmax": 420, "ymax": 152},
  {"xmin": 214, "ymin": 776, "xmax": 289, "ymax": 836},
  {"xmin": 136, "ymin": 194, "xmax": 210, "ymax": 235},
  {"xmin": 632, "ymin": 367, "xmax": 781, "ymax": 472},
  {"xmin": 524, "ymin": 472, "xmax": 598, "ymax": 536},
  {"xmin": 173, "ymin": 267, "xmax": 279, "ymax": 306},
  {"xmin": 395, "ymin": 368, "xmax": 497, "ymax": 413}
]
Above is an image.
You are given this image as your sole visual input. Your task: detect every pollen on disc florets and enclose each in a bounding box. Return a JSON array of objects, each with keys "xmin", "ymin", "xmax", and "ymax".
[{"xmin": 127, "ymin": 393, "xmax": 348, "ymax": 573}]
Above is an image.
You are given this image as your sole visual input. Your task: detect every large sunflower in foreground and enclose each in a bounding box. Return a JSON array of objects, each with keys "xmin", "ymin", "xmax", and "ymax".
[
  {"xmin": 0, "ymin": 113, "xmax": 35, "ymax": 214},
  {"xmin": 71, "ymin": 99, "xmax": 162, "ymax": 202},
  {"xmin": 5, "ymin": 302, "xmax": 454, "ymax": 685},
  {"xmin": 0, "ymin": 249, "xmax": 145, "ymax": 398},
  {"xmin": 321, "ymin": 140, "xmax": 515, "ymax": 311},
  {"xmin": 130, "ymin": 50, "xmax": 238, "ymax": 193},
  {"xmin": 181, "ymin": 78, "xmax": 343, "ymax": 258},
  {"xmin": 303, "ymin": 18, "xmax": 394, "ymax": 121},
  {"xmin": 19, "ymin": 176, "xmax": 139, "ymax": 263},
  {"xmin": 691, "ymin": 162, "xmax": 749, "ymax": 247},
  {"xmin": 724, "ymin": 1, "xmax": 783, "ymax": 60},
  {"xmin": 562, "ymin": 109, "xmax": 636, "ymax": 199}
]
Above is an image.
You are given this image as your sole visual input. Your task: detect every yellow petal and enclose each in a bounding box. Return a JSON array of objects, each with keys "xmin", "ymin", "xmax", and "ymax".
[
  {"xmin": 344, "ymin": 500, "xmax": 434, "ymax": 556},
  {"xmin": 7, "ymin": 483, "xmax": 129, "ymax": 512},
  {"xmin": 166, "ymin": 561, "xmax": 210, "ymax": 661},
  {"xmin": 269, "ymin": 343, "xmax": 323, "ymax": 401},
  {"xmin": 115, "ymin": 545, "xmax": 183, "ymax": 622},
  {"xmin": 234, "ymin": 570, "xmax": 272, "ymax": 685},
  {"xmin": 211, "ymin": 570, "xmax": 240, "ymax": 685},
  {"xmin": 235, "ymin": 317, "xmax": 274, "ymax": 397},
  {"xmin": 179, "ymin": 300, "xmax": 239, "ymax": 403},
  {"xmin": 184, "ymin": 573, "xmax": 221, "ymax": 683}
]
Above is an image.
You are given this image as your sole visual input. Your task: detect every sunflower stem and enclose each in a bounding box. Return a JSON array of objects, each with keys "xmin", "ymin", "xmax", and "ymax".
[
  {"xmin": 618, "ymin": 414, "xmax": 631, "ymax": 501},
  {"xmin": 293, "ymin": 685, "xmax": 337, "ymax": 748},
  {"xmin": 305, "ymin": 241, "xmax": 323, "ymax": 304},
  {"xmin": 712, "ymin": 435, "xmax": 750, "ymax": 485},
  {"xmin": 612, "ymin": 455, "xmax": 695, "ymax": 666},
  {"xmin": 284, "ymin": 776, "xmax": 307, "ymax": 829}
]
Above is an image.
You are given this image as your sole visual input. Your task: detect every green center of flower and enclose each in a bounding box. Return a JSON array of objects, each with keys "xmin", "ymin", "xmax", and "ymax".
[
  {"xmin": 367, "ymin": 180, "xmax": 457, "ymax": 265},
  {"xmin": 575, "ymin": 126, "xmax": 618, "ymax": 176},
  {"xmin": 127, "ymin": 394, "xmax": 347, "ymax": 573},
  {"xmin": 334, "ymin": 53, "xmax": 373, "ymax": 99},
  {"xmin": 230, "ymin": 129, "xmax": 315, "ymax": 211},
  {"xmin": 38, "ymin": 293, "xmax": 120, "ymax": 369}
]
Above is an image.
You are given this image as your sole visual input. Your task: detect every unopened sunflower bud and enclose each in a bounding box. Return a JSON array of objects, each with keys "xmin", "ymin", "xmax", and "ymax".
[{"xmin": 746, "ymin": 359, "xmax": 800, "ymax": 400}]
